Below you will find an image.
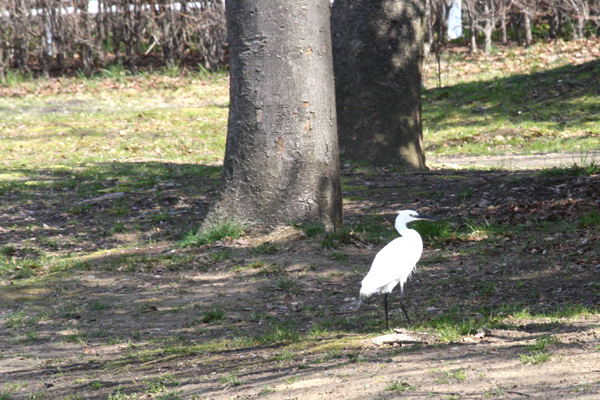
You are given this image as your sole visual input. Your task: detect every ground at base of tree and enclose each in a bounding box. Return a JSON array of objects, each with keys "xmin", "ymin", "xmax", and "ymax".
[{"xmin": 1, "ymin": 157, "xmax": 599, "ymax": 400}]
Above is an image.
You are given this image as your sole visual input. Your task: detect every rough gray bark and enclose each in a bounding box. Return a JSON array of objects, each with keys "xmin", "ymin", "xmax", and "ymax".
[
  {"xmin": 205, "ymin": 0, "xmax": 342, "ymax": 232},
  {"xmin": 331, "ymin": 0, "xmax": 427, "ymax": 168}
]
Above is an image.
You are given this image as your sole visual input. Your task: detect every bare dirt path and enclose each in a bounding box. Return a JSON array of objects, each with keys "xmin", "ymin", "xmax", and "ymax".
[{"xmin": 430, "ymin": 151, "xmax": 600, "ymax": 170}]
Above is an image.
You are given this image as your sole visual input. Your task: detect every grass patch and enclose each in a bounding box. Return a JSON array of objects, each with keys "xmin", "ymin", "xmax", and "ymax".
[
  {"xmin": 258, "ymin": 386, "xmax": 275, "ymax": 395},
  {"xmin": 220, "ymin": 373, "xmax": 244, "ymax": 388},
  {"xmin": 176, "ymin": 220, "xmax": 246, "ymax": 248},
  {"xmin": 157, "ymin": 392, "xmax": 183, "ymax": 400},
  {"xmin": 386, "ymin": 381, "xmax": 416, "ymax": 393},
  {"xmin": 541, "ymin": 160, "xmax": 600, "ymax": 177},
  {"xmin": 301, "ymin": 223, "xmax": 326, "ymax": 237},
  {"xmin": 273, "ymin": 279, "xmax": 301, "ymax": 294},
  {"xmin": 328, "ymin": 251, "xmax": 349, "ymax": 261},
  {"xmin": 418, "ymin": 310, "xmax": 488, "ymax": 342},
  {"xmin": 519, "ymin": 336, "xmax": 560, "ymax": 364},
  {"xmin": 202, "ymin": 308, "xmax": 225, "ymax": 323},
  {"xmin": 321, "ymin": 226, "xmax": 353, "ymax": 249},
  {"xmin": 579, "ymin": 210, "xmax": 600, "ymax": 228},
  {"xmin": 256, "ymin": 324, "xmax": 301, "ymax": 344},
  {"xmin": 414, "ymin": 220, "xmax": 455, "ymax": 244},
  {"xmin": 208, "ymin": 249, "xmax": 233, "ymax": 262},
  {"xmin": 250, "ymin": 243, "xmax": 282, "ymax": 255},
  {"xmin": 520, "ymin": 335, "xmax": 559, "ymax": 364}
]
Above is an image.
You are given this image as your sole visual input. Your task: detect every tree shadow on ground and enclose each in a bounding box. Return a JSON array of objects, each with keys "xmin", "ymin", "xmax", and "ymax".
[
  {"xmin": 424, "ymin": 58, "xmax": 600, "ymax": 131},
  {"xmin": 1, "ymin": 163, "xmax": 599, "ymax": 399},
  {"xmin": 0, "ymin": 161, "xmax": 221, "ymax": 256}
]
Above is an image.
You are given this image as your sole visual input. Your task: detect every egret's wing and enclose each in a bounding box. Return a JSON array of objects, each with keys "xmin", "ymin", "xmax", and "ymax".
[
  {"xmin": 360, "ymin": 238, "xmax": 407, "ymax": 295},
  {"xmin": 360, "ymin": 234, "xmax": 423, "ymax": 297}
]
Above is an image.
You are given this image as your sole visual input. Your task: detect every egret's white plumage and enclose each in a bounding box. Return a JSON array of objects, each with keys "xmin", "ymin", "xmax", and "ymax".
[{"xmin": 360, "ymin": 210, "xmax": 438, "ymax": 328}]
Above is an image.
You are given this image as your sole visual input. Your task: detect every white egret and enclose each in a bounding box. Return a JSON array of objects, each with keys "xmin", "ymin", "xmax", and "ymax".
[{"xmin": 360, "ymin": 210, "xmax": 439, "ymax": 329}]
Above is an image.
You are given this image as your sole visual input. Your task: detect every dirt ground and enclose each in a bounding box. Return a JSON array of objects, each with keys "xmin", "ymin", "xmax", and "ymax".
[
  {"xmin": 430, "ymin": 151, "xmax": 600, "ymax": 170},
  {"xmin": 1, "ymin": 153, "xmax": 600, "ymax": 400}
]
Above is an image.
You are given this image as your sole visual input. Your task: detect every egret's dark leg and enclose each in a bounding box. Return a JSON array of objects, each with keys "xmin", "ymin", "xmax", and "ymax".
[
  {"xmin": 399, "ymin": 301, "xmax": 412, "ymax": 325},
  {"xmin": 383, "ymin": 293, "xmax": 389, "ymax": 330},
  {"xmin": 399, "ymin": 292, "xmax": 412, "ymax": 325}
]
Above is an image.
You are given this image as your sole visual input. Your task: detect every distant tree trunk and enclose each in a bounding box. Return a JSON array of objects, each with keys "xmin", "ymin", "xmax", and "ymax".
[
  {"xmin": 514, "ymin": 0, "xmax": 536, "ymax": 45},
  {"xmin": 424, "ymin": 0, "xmax": 434, "ymax": 61},
  {"xmin": 467, "ymin": 7, "xmax": 478, "ymax": 52},
  {"xmin": 0, "ymin": 35, "xmax": 5, "ymax": 83},
  {"xmin": 37, "ymin": 0, "xmax": 52, "ymax": 78},
  {"xmin": 499, "ymin": 0, "xmax": 508, "ymax": 44},
  {"xmin": 482, "ymin": 0, "xmax": 494, "ymax": 54},
  {"xmin": 548, "ymin": 1, "xmax": 563, "ymax": 39},
  {"xmin": 12, "ymin": 0, "xmax": 30, "ymax": 70},
  {"xmin": 205, "ymin": 0, "xmax": 342, "ymax": 232},
  {"xmin": 523, "ymin": 10, "xmax": 532, "ymax": 45},
  {"xmin": 569, "ymin": 0, "xmax": 590, "ymax": 39},
  {"xmin": 331, "ymin": 0, "xmax": 427, "ymax": 168}
]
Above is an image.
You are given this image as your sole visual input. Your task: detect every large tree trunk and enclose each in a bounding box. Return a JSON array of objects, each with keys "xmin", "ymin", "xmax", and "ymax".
[
  {"xmin": 205, "ymin": 0, "xmax": 342, "ymax": 233},
  {"xmin": 331, "ymin": 0, "xmax": 426, "ymax": 168}
]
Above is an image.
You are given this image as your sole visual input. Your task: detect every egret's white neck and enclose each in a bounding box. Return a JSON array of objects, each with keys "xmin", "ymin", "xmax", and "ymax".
[
  {"xmin": 395, "ymin": 222, "xmax": 414, "ymax": 236},
  {"xmin": 396, "ymin": 224, "xmax": 414, "ymax": 236}
]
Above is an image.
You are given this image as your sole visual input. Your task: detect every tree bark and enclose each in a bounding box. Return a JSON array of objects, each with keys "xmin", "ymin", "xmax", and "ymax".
[
  {"xmin": 524, "ymin": 10, "xmax": 532, "ymax": 45},
  {"xmin": 468, "ymin": 7, "xmax": 478, "ymax": 52},
  {"xmin": 483, "ymin": 0, "xmax": 494, "ymax": 54},
  {"xmin": 331, "ymin": 0, "xmax": 427, "ymax": 168},
  {"xmin": 499, "ymin": 0, "xmax": 507, "ymax": 44},
  {"xmin": 205, "ymin": 0, "xmax": 342, "ymax": 233}
]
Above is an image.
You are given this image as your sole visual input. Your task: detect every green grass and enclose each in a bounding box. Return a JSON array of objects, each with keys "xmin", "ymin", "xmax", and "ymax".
[
  {"xmin": 420, "ymin": 312, "xmax": 487, "ymax": 342},
  {"xmin": 208, "ymin": 249, "xmax": 233, "ymax": 262},
  {"xmin": 353, "ymin": 215, "xmax": 397, "ymax": 244},
  {"xmin": 273, "ymin": 279, "xmax": 301, "ymax": 294},
  {"xmin": 157, "ymin": 392, "xmax": 183, "ymax": 400},
  {"xmin": 416, "ymin": 304, "xmax": 595, "ymax": 345},
  {"xmin": 579, "ymin": 210, "xmax": 600, "ymax": 228},
  {"xmin": 541, "ymin": 160, "xmax": 600, "ymax": 177},
  {"xmin": 321, "ymin": 226, "xmax": 353, "ymax": 249},
  {"xmin": 258, "ymin": 386, "xmax": 275, "ymax": 395},
  {"xmin": 302, "ymin": 223, "xmax": 326, "ymax": 237},
  {"xmin": 414, "ymin": 220, "xmax": 454, "ymax": 243},
  {"xmin": 250, "ymin": 243, "xmax": 282, "ymax": 255},
  {"xmin": 220, "ymin": 373, "xmax": 244, "ymax": 387},
  {"xmin": 256, "ymin": 325, "xmax": 301, "ymax": 344},
  {"xmin": 423, "ymin": 57, "xmax": 600, "ymax": 157},
  {"xmin": 386, "ymin": 381, "xmax": 416, "ymax": 393},
  {"xmin": 310, "ymin": 216, "xmax": 399, "ymax": 248},
  {"xmin": 519, "ymin": 350, "xmax": 552, "ymax": 364},
  {"xmin": 202, "ymin": 308, "xmax": 225, "ymax": 323},
  {"xmin": 176, "ymin": 220, "xmax": 246, "ymax": 247}
]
